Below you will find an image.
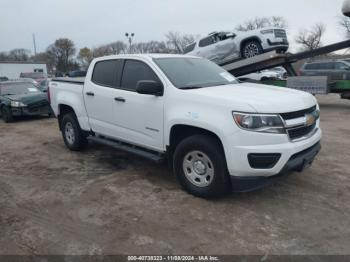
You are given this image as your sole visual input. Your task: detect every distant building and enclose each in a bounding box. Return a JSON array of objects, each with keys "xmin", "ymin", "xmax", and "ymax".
[{"xmin": 0, "ymin": 61, "xmax": 47, "ymax": 79}]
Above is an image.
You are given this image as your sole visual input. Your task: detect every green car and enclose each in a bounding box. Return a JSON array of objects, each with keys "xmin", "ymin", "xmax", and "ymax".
[{"xmin": 0, "ymin": 80, "xmax": 51, "ymax": 123}]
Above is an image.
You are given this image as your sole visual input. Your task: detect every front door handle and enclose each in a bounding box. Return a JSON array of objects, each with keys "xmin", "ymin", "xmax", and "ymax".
[
  {"xmin": 114, "ymin": 97, "xmax": 126, "ymax": 102},
  {"xmin": 86, "ymin": 91, "xmax": 94, "ymax": 96}
]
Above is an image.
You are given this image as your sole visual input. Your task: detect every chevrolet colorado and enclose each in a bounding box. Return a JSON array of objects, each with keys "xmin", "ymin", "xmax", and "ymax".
[{"xmin": 49, "ymin": 54, "xmax": 321, "ymax": 198}]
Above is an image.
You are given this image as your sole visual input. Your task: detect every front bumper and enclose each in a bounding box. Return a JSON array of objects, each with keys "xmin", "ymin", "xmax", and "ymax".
[
  {"xmin": 224, "ymin": 122, "xmax": 322, "ymax": 177},
  {"xmin": 267, "ymin": 38, "xmax": 289, "ymax": 46},
  {"xmin": 262, "ymin": 37, "xmax": 289, "ymax": 52},
  {"xmin": 230, "ymin": 141, "xmax": 321, "ymax": 192},
  {"xmin": 11, "ymin": 105, "xmax": 51, "ymax": 116}
]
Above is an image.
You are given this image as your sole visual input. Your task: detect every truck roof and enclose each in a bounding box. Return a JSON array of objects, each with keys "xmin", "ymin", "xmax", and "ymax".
[{"xmin": 93, "ymin": 53, "xmax": 199, "ymax": 62}]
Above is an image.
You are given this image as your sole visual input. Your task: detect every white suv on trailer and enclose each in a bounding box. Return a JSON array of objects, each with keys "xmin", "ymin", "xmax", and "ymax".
[{"xmin": 184, "ymin": 28, "xmax": 289, "ymax": 64}]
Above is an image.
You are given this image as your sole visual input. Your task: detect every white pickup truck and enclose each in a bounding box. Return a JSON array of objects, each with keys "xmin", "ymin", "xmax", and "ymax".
[{"xmin": 49, "ymin": 54, "xmax": 321, "ymax": 198}]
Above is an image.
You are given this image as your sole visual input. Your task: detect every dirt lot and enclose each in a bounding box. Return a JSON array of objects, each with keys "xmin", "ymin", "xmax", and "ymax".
[{"xmin": 0, "ymin": 94, "xmax": 349, "ymax": 255}]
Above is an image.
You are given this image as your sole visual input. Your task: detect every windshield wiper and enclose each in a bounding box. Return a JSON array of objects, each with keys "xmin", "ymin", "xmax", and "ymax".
[
  {"xmin": 2, "ymin": 93, "xmax": 16, "ymax": 96},
  {"xmin": 179, "ymin": 86, "xmax": 204, "ymax": 90}
]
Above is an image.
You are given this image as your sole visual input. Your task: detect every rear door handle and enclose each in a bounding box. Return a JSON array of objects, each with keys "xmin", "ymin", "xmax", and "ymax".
[
  {"xmin": 114, "ymin": 97, "xmax": 126, "ymax": 102},
  {"xmin": 86, "ymin": 91, "xmax": 94, "ymax": 96}
]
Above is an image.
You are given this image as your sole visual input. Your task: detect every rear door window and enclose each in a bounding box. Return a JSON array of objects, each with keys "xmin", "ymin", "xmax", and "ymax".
[
  {"xmin": 305, "ymin": 63, "xmax": 319, "ymax": 70},
  {"xmin": 92, "ymin": 60, "xmax": 124, "ymax": 87},
  {"xmin": 305, "ymin": 62, "xmax": 334, "ymax": 70},
  {"xmin": 322, "ymin": 62, "xmax": 335, "ymax": 70},
  {"xmin": 120, "ymin": 60, "xmax": 160, "ymax": 92},
  {"xmin": 335, "ymin": 62, "xmax": 349, "ymax": 70},
  {"xmin": 198, "ymin": 36, "xmax": 215, "ymax": 47}
]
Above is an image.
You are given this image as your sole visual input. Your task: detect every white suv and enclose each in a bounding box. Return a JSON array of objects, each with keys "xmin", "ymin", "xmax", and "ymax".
[{"xmin": 184, "ymin": 28, "xmax": 289, "ymax": 64}]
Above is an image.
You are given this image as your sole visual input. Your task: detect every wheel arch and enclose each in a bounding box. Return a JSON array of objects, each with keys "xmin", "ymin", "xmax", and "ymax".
[
  {"xmin": 240, "ymin": 36, "xmax": 263, "ymax": 54},
  {"xmin": 57, "ymin": 104, "xmax": 76, "ymax": 130},
  {"xmin": 168, "ymin": 124, "xmax": 225, "ymax": 154}
]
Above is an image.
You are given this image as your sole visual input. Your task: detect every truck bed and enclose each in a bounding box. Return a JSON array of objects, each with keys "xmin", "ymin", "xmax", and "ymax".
[{"xmin": 52, "ymin": 77, "xmax": 85, "ymax": 85}]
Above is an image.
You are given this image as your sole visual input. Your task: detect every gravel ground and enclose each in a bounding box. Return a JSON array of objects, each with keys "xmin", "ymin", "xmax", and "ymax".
[{"xmin": 0, "ymin": 94, "xmax": 349, "ymax": 255}]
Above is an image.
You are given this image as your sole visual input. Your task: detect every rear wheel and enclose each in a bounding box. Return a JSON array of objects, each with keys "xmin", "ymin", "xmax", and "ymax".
[
  {"xmin": 241, "ymin": 40, "xmax": 263, "ymax": 59},
  {"xmin": 61, "ymin": 113, "xmax": 87, "ymax": 151},
  {"xmin": 1, "ymin": 106, "xmax": 14, "ymax": 123},
  {"xmin": 173, "ymin": 134, "xmax": 231, "ymax": 198}
]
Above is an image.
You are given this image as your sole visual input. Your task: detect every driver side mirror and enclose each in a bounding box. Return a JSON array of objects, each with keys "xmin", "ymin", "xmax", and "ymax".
[{"xmin": 136, "ymin": 80, "xmax": 163, "ymax": 96}]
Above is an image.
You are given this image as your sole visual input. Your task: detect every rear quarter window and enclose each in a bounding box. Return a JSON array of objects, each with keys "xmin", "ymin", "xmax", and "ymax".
[
  {"xmin": 183, "ymin": 43, "xmax": 196, "ymax": 54},
  {"xmin": 92, "ymin": 60, "xmax": 123, "ymax": 87}
]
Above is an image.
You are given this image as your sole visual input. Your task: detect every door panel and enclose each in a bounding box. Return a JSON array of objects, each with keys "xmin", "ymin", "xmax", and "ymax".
[
  {"xmin": 84, "ymin": 59, "xmax": 124, "ymax": 137},
  {"xmin": 84, "ymin": 83, "xmax": 119, "ymax": 137},
  {"xmin": 111, "ymin": 59, "xmax": 164, "ymax": 150},
  {"xmin": 197, "ymin": 36, "xmax": 217, "ymax": 61},
  {"xmin": 214, "ymin": 38, "xmax": 239, "ymax": 63},
  {"xmin": 111, "ymin": 89, "xmax": 164, "ymax": 150}
]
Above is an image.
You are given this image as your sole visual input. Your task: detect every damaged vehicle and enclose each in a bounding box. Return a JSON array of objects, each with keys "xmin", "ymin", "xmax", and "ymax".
[
  {"xmin": 0, "ymin": 80, "xmax": 51, "ymax": 123},
  {"xmin": 184, "ymin": 28, "xmax": 289, "ymax": 64}
]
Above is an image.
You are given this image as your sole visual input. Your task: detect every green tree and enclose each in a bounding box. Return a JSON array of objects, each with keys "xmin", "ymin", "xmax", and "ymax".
[
  {"xmin": 78, "ymin": 47, "xmax": 93, "ymax": 68},
  {"xmin": 47, "ymin": 38, "xmax": 76, "ymax": 72}
]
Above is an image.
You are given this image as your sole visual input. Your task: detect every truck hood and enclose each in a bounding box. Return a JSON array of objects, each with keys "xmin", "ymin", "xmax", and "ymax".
[
  {"xmin": 187, "ymin": 83, "xmax": 316, "ymax": 113},
  {"xmin": 3, "ymin": 93, "xmax": 48, "ymax": 105}
]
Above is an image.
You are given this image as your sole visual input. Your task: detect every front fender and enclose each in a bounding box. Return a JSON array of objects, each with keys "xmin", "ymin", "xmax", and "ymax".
[{"xmin": 165, "ymin": 106, "xmax": 239, "ymax": 147}]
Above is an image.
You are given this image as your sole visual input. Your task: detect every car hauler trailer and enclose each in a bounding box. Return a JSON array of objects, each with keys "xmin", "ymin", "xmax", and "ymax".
[
  {"xmin": 216, "ymin": 39, "xmax": 350, "ymax": 99},
  {"xmin": 216, "ymin": 0, "xmax": 350, "ymax": 98}
]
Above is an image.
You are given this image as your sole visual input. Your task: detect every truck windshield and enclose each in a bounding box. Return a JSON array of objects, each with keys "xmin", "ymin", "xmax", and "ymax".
[
  {"xmin": 0, "ymin": 82, "xmax": 40, "ymax": 95},
  {"xmin": 153, "ymin": 57, "xmax": 238, "ymax": 89}
]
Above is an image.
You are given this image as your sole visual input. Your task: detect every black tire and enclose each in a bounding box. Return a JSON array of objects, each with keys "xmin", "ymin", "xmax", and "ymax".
[
  {"xmin": 60, "ymin": 113, "xmax": 87, "ymax": 151},
  {"xmin": 261, "ymin": 77, "xmax": 269, "ymax": 81},
  {"xmin": 173, "ymin": 134, "xmax": 231, "ymax": 198},
  {"xmin": 1, "ymin": 106, "xmax": 14, "ymax": 123},
  {"xmin": 241, "ymin": 40, "xmax": 263, "ymax": 59}
]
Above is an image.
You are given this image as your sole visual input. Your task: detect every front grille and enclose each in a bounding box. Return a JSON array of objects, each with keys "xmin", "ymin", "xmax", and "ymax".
[
  {"xmin": 287, "ymin": 123, "xmax": 316, "ymax": 140},
  {"xmin": 274, "ymin": 29, "xmax": 287, "ymax": 38},
  {"xmin": 280, "ymin": 105, "xmax": 316, "ymax": 120}
]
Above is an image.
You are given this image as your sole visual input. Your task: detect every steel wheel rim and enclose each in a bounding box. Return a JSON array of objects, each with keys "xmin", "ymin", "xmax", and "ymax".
[
  {"xmin": 65, "ymin": 122, "xmax": 75, "ymax": 145},
  {"xmin": 182, "ymin": 150, "xmax": 214, "ymax": 187},
  {"xmin": 244, "ymin": 43, "xmax": 260, "ymax": 58}
]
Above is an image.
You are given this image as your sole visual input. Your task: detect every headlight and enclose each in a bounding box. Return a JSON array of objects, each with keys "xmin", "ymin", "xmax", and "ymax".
[
  {"xmin": 260, "ymin": 29, "xmax": 274, "ymax": 34},
  {"xmin": 10, "ymin": 101, "xmax": 27, "ymax": 107},
  {"xmin": 233, "ymin": 112, "xmax": 285, "ymax": 134}
]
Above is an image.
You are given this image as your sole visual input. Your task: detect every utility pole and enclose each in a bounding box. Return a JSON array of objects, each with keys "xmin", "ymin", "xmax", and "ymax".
[
  {"xmin": 125, "ymin": 32, "xmax": 135, "ymax": 53},
  {"xmin": 32, "ymin": 33, "xmax": 37, "ymax": 56}
]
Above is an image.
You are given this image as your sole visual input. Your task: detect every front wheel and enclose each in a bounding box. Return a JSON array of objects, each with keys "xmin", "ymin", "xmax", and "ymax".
[
  {"xmin": 61, "ymin": 113, "xmax": 87, "ymax": 151},
  {"xmin": 173, "ymin": 135, "xmax": 231, "ymax": 198},
  {"xmin": 1, "ymin": 106, "xmax": 14, "ymax": 123},
  {"xmin": 241, "ymin": 40, "xmax": 263, "ymax": 59}
]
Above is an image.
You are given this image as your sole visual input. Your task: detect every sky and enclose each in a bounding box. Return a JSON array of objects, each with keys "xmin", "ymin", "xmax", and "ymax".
[{"xmin": 0, "ymin": 0, "xmax": 347, "ymax": 54}]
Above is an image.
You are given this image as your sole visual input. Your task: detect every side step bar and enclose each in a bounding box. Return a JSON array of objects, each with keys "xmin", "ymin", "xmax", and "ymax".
[{"xmin": 87, "ymin": 136, "xmax": 165, "ymax": 163}]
